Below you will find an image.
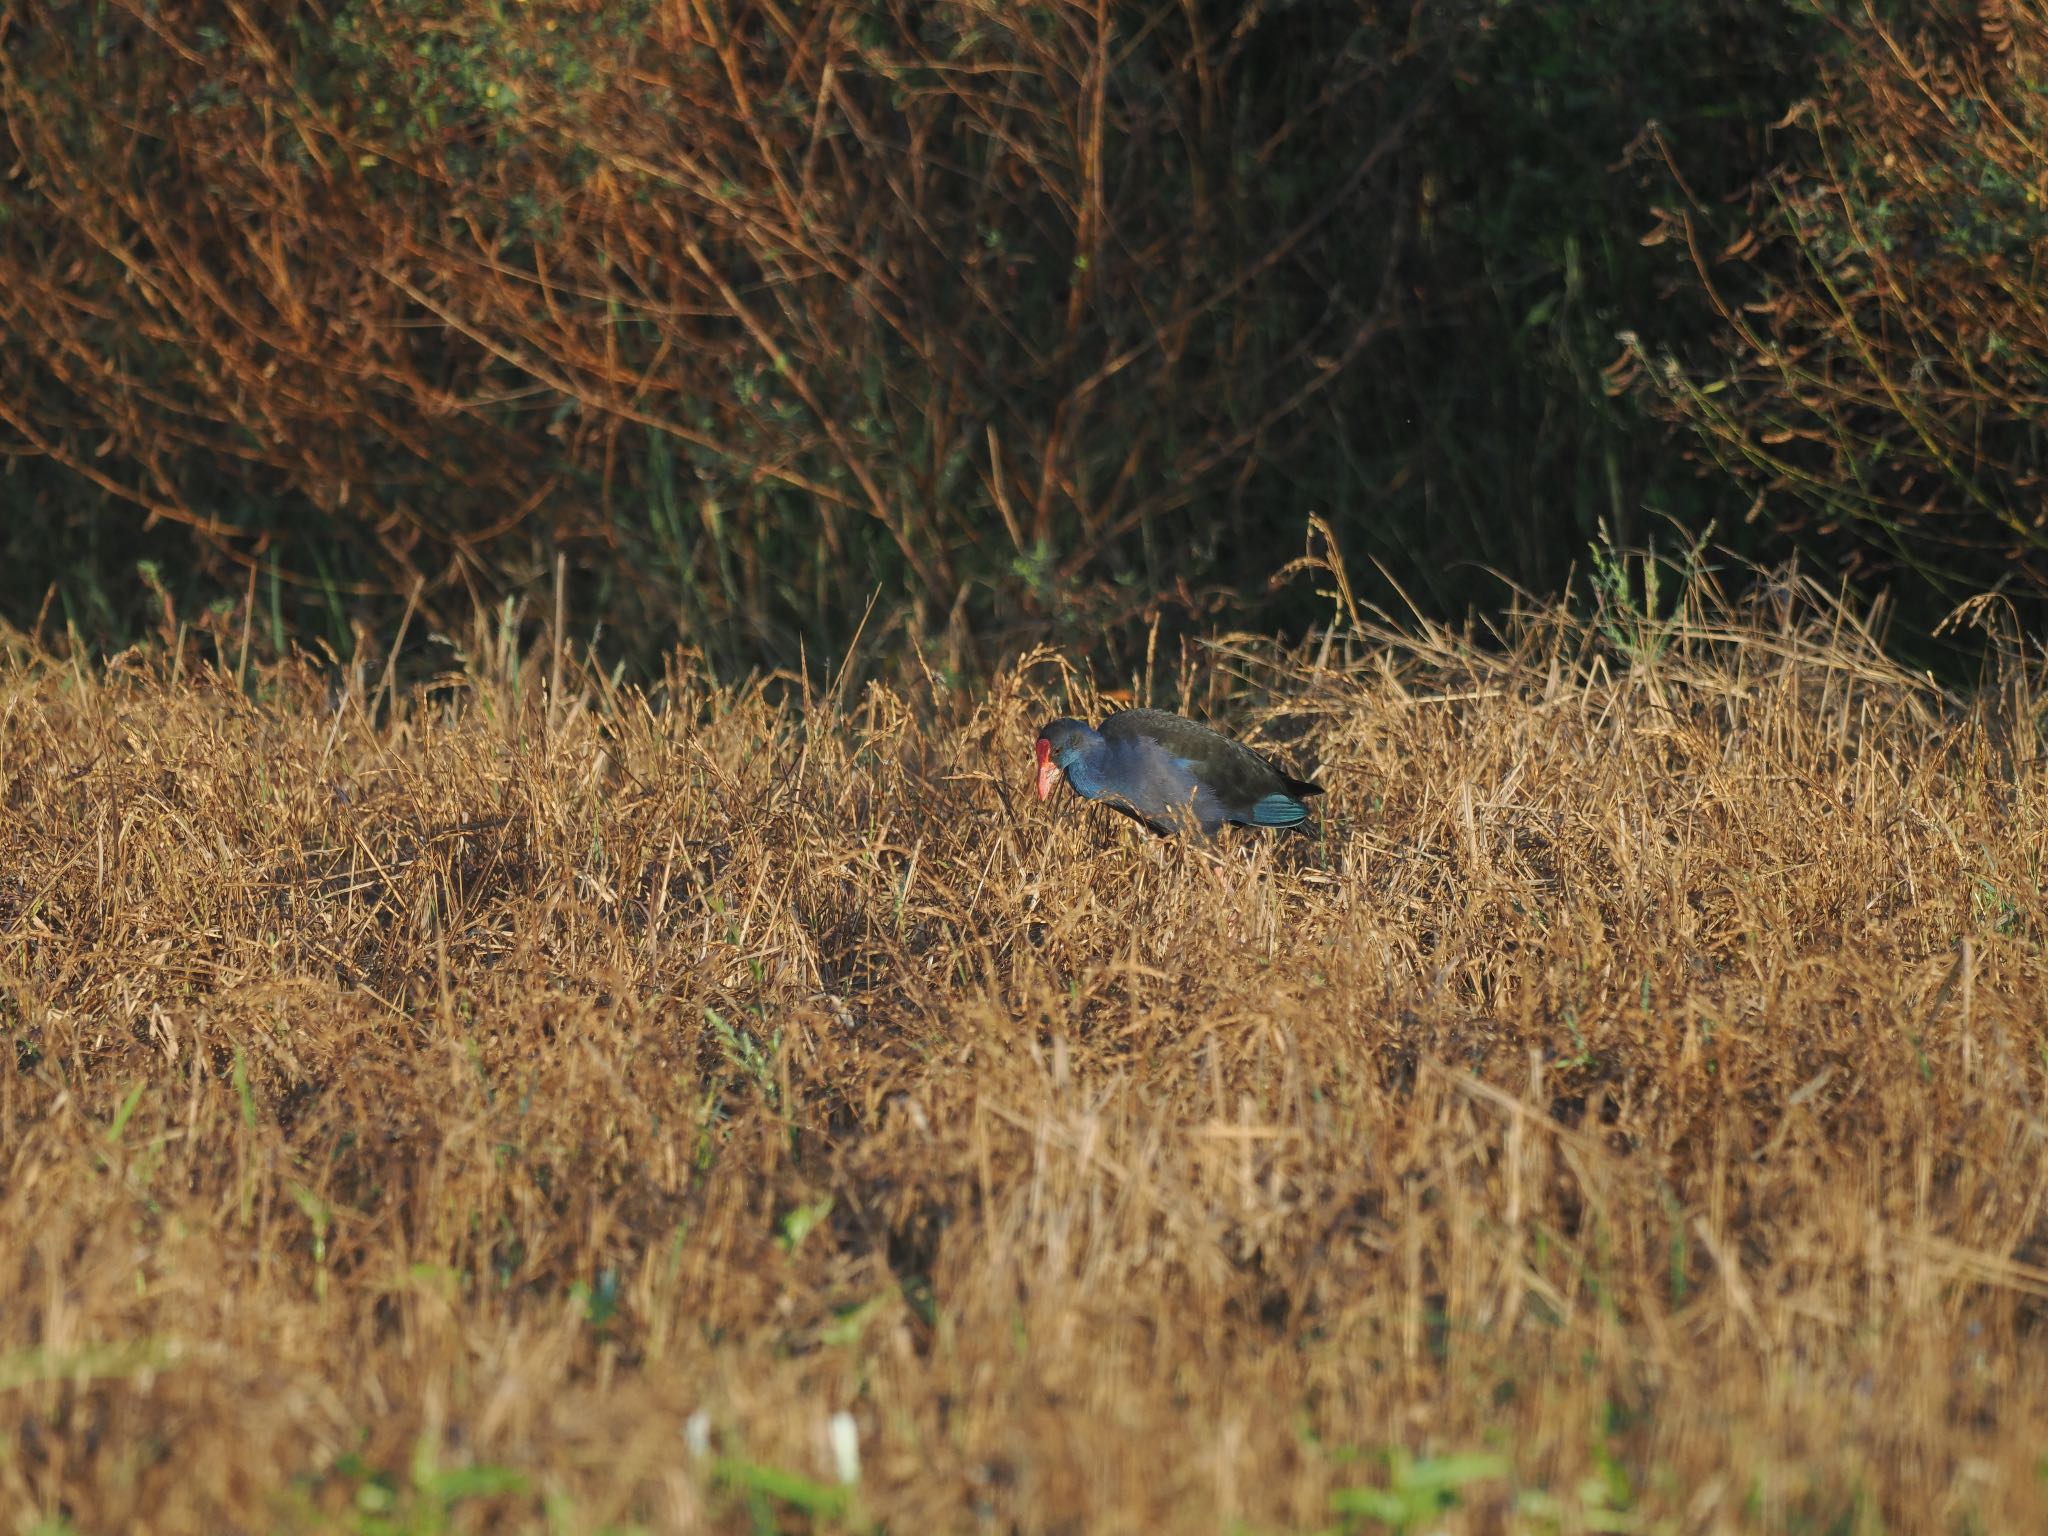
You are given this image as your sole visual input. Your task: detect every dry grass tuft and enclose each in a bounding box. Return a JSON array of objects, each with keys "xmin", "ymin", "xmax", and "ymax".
[{"xmin": 3, "ymin": 571, "xmax": 2047, "ymax": 1534}]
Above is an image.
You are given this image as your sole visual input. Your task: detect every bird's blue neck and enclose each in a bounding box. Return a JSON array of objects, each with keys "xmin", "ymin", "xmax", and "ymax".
[{"xmin": 1054, "ymin": 730, "xmax": 1112, "ymax": 799}]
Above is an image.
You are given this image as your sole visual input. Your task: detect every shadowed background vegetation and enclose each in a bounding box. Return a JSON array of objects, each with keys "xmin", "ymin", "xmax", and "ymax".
[{"xmin": 4, "ymin": 0, "xmax": 2043, "ymax": 673}]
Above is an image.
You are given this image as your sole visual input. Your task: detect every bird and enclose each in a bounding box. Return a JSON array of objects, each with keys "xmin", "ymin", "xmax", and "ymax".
[{"xmin": 1033, "ymin": 708, "xmax": 1324, "ymax": 839}]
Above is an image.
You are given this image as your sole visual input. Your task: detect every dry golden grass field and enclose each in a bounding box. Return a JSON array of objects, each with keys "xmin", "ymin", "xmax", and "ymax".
[{"xmin": 4, "ymin": 573, "xmax": 2047, "ymax": 1535}]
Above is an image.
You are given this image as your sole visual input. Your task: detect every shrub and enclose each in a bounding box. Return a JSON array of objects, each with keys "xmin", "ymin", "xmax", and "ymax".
[
  {"xmin": 1633, "ymin": 0, "xmax": 2048, "ymax": 620},
  {"xmin": 0, "ymin": 1, "xmax": 1434, "ymax": 666},
  {"xmin": 0, "ymin": 0, "xmax": 1820, "ymax": 670}
]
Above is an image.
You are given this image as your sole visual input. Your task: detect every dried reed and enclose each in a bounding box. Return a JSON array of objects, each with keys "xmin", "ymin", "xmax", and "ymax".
[{"xmin": 2, "ymin": 569, "xmax": 2045, "ymax": 1532}]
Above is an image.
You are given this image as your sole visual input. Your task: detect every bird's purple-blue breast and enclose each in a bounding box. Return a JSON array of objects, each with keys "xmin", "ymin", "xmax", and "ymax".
[{"xmin": 1063, "ymin": 731, "xmax": 1215, "ymax": 829}]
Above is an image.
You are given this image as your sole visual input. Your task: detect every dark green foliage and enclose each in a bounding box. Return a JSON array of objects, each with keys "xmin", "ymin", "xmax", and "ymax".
[
  {"xmin": 1328, "ymin": 0, "xmax": 1824, "ymax": 604},
  {"xmin": 1636, "ymin": 0, "xmax": 2048, "ymax": 634}
]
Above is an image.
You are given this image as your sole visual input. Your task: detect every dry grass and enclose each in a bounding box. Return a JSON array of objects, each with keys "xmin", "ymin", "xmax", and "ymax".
[{"xmin": 3, "ymin": 569, "xmax": 2046, "ymax": 1535}]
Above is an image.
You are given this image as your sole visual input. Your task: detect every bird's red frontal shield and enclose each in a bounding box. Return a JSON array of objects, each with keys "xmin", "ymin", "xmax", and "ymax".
[{"xmin": 1034, "ymin": 737, "xmax": 1060, "ymax": 800}]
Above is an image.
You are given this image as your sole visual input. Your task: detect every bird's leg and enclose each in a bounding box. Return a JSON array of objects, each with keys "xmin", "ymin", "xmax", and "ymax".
[{"xmin": 1182, "ymin": 838, "xmax": 1229, "ymax": 884}]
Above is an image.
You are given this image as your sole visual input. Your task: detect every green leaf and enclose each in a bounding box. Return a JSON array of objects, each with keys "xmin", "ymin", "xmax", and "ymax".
[
  {"xmin": 232, "ymin": 1048, "xmax": 256, "ymax": 1127},
  {"xmin": 778, "ymin": 1197, "xmax": 834, "ymax": 1253},
  {"xmin": 713, "ymin": 1458, "xmax": 851, "ymax": 1517},
  {"xmin": 1400, "ymin": 1452, "xmax": 1510, "ymax": 1492},
  {"xmin": 105, "ymin": 1079, "xmax": 146, "ymax": 1144},
  {"xmin": 1330, "ymin": 1486, "xmax": 1409, "ymax": 1520},
  {"xmin": 418, "ymin": 1463, "xmax": 529, "ymax": 1501}
]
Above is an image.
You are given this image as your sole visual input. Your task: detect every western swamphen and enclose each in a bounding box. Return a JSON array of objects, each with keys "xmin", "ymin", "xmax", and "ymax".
[{"xmin": 1034, "ymin": 709, "xmax": 1324, "ymax": 838}]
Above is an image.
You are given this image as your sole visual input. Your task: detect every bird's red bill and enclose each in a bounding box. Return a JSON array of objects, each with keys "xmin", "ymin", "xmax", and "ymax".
[{"xmin": 1034, "ymin": 737, "xmax": 1060, "ymax": 800}]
